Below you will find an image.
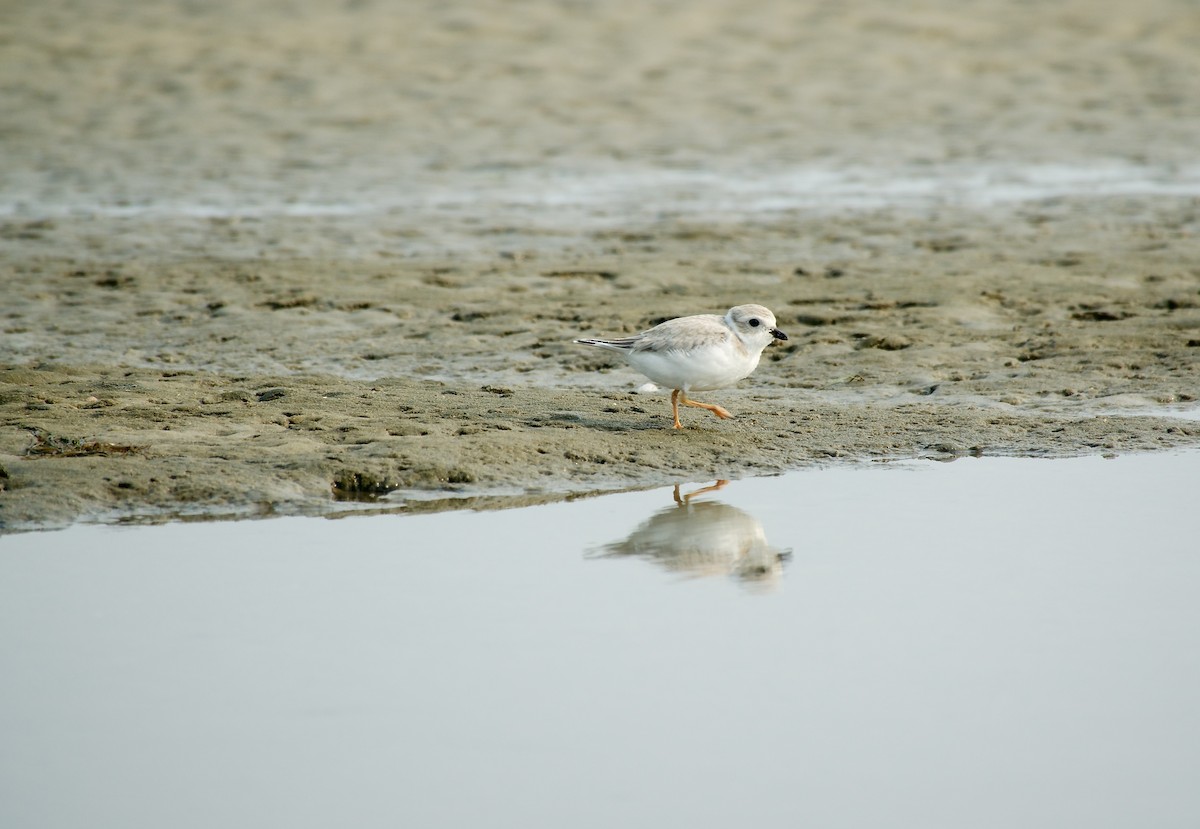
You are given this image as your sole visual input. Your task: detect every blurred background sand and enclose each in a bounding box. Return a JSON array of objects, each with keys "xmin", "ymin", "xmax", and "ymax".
[{"xmin": 4, "ymin": 0, "xmax": 1198, "ymax": 214}]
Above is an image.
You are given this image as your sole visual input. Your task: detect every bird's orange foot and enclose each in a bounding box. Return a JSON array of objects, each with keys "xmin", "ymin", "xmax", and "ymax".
[{"xmin": 677, "ymin": 393, "xmax": 732, "ymax": 422}]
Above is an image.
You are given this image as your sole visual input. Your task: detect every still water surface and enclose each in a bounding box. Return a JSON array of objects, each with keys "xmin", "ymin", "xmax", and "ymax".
[{"xmin": 2, "ymin": 452, "xmax": 1198, "ymax": 828}]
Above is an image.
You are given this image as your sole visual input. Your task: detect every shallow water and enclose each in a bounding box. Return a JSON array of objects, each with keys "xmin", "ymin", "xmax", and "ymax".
[
  {"xmin": 8, "ymin": 161, "xmax": 1200, "ymax": 224},
  {"xmin": 2, "ymin": 452, "xmax": 1199, "ymax": 828}
]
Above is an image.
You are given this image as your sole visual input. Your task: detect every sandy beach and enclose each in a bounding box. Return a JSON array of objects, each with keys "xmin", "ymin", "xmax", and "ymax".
[{"xmin": 2, "ymin": 0, "xmax": 1199, "ymax": 531}]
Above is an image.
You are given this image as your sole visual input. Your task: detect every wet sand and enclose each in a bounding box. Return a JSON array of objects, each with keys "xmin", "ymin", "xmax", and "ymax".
[{"xmin": 2, "ymin": 0, "xmax": 1199, "ymax": 531}]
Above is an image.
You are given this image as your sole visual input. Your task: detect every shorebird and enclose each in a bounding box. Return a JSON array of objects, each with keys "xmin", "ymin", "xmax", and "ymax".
[{"xmin": 574, "ymin": 304, "xmax": 787, "ymax": 428}]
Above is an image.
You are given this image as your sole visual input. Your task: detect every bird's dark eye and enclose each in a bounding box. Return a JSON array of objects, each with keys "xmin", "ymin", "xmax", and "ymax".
[{"xmin": 749, "ymin": 318, "xmax": 761, "ymax": 327}]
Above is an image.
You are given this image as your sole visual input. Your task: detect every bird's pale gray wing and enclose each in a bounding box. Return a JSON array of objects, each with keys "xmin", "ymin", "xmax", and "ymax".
[
  {"xmin": 631, "ymin": 315, "xmax": 731, "ymax": 353},
  {"xmin": 574, "ymin": 336, "xmax": 640, "ymax": 352}
]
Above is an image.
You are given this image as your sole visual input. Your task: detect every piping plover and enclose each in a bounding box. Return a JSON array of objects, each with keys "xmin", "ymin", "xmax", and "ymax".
[{"xmin": 574, "ymin": 304, "xmax": 788, "ymax": 428}]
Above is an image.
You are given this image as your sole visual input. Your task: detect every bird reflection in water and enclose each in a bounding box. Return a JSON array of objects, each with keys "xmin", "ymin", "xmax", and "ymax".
[{"xmin": 589, "ymin": 480, "xmax": 791, "ymax": 588}]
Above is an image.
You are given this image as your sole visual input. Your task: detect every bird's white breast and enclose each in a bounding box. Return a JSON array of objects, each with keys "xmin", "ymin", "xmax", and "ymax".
[{"xmin": 625, "ymin": 342, "xmax": 761, "ymax": 391}]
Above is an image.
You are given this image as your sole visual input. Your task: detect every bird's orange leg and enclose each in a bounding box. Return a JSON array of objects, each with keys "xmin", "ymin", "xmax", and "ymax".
[
  {"xmin": 678, "ymin": 392, "xmax": 733, "ymax": 420},
  {"xmin": 670, "ymin": 389, "xmax": 683, "ymax": 429}
]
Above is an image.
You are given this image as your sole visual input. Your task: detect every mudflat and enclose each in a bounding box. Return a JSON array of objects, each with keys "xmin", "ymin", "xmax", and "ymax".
[{"xmin": 2, "ymin": 0, "xmax": 1198, "ymax": 531}]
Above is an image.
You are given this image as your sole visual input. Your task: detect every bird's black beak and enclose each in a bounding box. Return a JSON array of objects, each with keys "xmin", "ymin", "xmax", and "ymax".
[{"xmin": 771, "ymin": 328, "xmax": 788, "ymax": 341}]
